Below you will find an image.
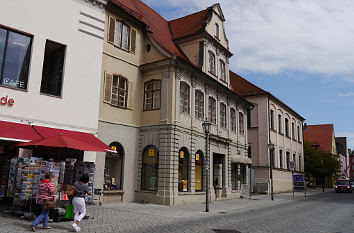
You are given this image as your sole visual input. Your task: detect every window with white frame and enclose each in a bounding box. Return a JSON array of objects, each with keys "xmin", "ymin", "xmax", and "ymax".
[
  {"xmin": 230, "ymin": 108, "xmax": 236, "ymax": 131},
  {"xmin": 108, "ymin": 17, "xmax": 136, "ymax": 53},
  {"xmin": 114, "ymin": 20, "xmax": 130, "ymax": 50},
  {"xmin": 144, "ymin": 80, "xmax": 161, "ymax": 110},
  {"xmin": 104, "ymin": 74, "xmax": 128, "ymax": 108},
  {"xmin": 239, "ymin": 112, "xmax": 244, "ymax": 134},
  {"xmin": 219, "ymin": 60, "xmax": 226, "ymax": 82},
  {"xmin": 195, "ymin": 90, "xmax": 204, "ymax": 119},
  {"xmin": 180, "ymin": 82, "xmax": 190, "ymax": 114},
  {"xmin": 208, "ymin": 97, "xmax": 216, "ymax": 124},
  {"xmin": 220, "ymin": 102, "xmax": 227, "ymax": 128},
  {"xmin": 208, "ymin": 51, "xmax": 215, "ymax": 74}
]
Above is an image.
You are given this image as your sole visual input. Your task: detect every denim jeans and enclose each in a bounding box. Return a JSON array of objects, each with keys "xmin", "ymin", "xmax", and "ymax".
[{"xmin": 32, "ymin": 205, "xmax": 49, "ymax": 228}]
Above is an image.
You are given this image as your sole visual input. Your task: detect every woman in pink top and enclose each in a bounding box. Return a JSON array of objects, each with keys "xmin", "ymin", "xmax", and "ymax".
[{"xmin": 30, "ymin": 172, "xmax": 57, "ymax": 232}]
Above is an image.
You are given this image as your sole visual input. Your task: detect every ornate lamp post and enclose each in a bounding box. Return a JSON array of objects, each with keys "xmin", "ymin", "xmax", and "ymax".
[
  {"xmin": 268, "ymin": 142, "xmax": 275, "ymax": 201},
  {"xmin": 202, "ymin": 118, "xmax": 212, "ymax": 212}
]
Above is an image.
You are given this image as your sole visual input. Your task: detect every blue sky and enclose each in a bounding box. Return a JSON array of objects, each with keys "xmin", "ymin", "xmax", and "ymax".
[{"xmin": 144, "ymin": 0, "xmax": 354, "ymax": 149}]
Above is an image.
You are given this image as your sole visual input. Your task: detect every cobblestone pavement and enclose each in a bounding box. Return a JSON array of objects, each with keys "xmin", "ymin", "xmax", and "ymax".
[{"xmin": 1, "ymin": 189, "xmax": 353, "ymax": 233}]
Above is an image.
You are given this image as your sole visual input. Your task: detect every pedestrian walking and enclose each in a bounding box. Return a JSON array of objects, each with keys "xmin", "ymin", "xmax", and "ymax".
[
  {"xmin": 71, "ymin": 174, "xmax": 91, "ymax": 232},
  {"xmin": 30, "ymin": 172, "xmax": 57, "ymax": 232}
]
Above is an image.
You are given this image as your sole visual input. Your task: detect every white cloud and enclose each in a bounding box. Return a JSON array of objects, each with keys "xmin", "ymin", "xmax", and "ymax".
[
  {"xmin": 145, "ymin": 0, "xmax": 354, "ymax": 80},
  {"xmin": 338, "ymin": 93, "xmax": 354, "ymax": 97}
]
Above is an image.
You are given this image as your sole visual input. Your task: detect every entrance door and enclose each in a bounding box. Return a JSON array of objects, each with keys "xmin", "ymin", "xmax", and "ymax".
[{"xmin": 213, "ymin": 153, "xmax": 225, "ymax": 198}]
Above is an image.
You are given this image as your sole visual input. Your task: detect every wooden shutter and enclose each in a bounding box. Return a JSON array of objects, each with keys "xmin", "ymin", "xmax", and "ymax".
[
  {"xmin": 128, "ymin": 81, "xmax": 134, "ymax": 109},
  {"xmin": 108, "ymin": 16, "xmax": 115, "ymax": 44},
  {"xmin": 104, "ymin": 74, "xmax": 113, "ymax": 103},
  {"xmin": 130, "ymin": 29, "xmax": 136, "ymax": 53}
]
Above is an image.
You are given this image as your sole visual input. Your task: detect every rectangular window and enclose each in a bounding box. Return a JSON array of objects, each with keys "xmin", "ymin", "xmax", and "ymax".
[
  {"xmin": 114, "ymin": 20, "xmax": 130, "ymax": 51},
  {"xmin": 239, "ymin": 112, "xmax": 244, "ymax": 134},
  {"xmin": 215, "ymin": 23, "xmax": 219, "ymax": 39},
  {"xmin": 208, "ymin": 97, "xmax": 216, "ymax": 124},
  {"xmin": 278, "ymin": 114, "xmax": 282, "ymax": 133},
  {"xmin": 220, "ymin": 103, "xmax": 227, "ymax": 128},
  {"xmin": 208, "ymin": 51, "xmax": 215, "ymax": 74},
  {"xmin": 0, "ymin": 28, "xmax": 32, "ymax": 90},
  {"xmin": 144, "ymin": 80, "xmax": 161, "ymax": 110},
  {"xmin": 285, "ymin": 118, "xmax": 289, "ymax": 137},
  {"xmin": 230, "ymin": 108, "xmax": 236, "ymax": 131},
  {"xmin": 248, "ymin": 146, "xmax": 251, "ymax": 158},
  {"xmin": 279, "ymin": 149, "xmax": 283, "ymax": 169},
  {"xmin": 110, "ymin": 75, "xmax": 128, "ymax": 108},
  {"xmin": 293, "ymin": 154, "xmax": 296, "ymax": 170},
  {"xmin": 270, "ymin": 110, "xmax": 274, "ymax": 130},
  {"xmin": 179, "ymin": 82, "xmax": 190, "ymax": 114},
  {"xmin": 247, "ymin": 109, "xmax": 251, "ymax": 128},
  {"xmin": 292, "ymin": 122, "xmax": 295, "ymax": 139},
  {"xmin": 195, "ymin": 90, "xmax": 204, "ymax": 119},
  {"xmin": 40, "ymin": 40, "xmax": 65, "ymax": 97},
  {"xmin": 286, "ymin": 152, "xmax": 290, "ymax": 169},
  {"xmin": 297, "ymin": 125, "xmax": 301, "ymax": 142},
  {"xmin": 299, "ymin": 155, "xmax": 301, "ymax": 171},
  {"xmin": 219, "ymin": 60, "xmax": 226, "ymax": 82}
]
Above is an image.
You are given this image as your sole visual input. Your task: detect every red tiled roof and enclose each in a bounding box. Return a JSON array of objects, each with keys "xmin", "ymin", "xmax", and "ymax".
[
  {"xmin": 169, "ymin": 9, "xmax": 209, "ymax": 40},
  {"xmin": 304, "ymin": 124, "xmax": 335, "ymax": 154},
  {"xmin": 229, "ymin": 70, "xmax": 267, "ymax": 97},
  {"xmin": 110, "ymin": 0, "xmax": 185, "ymax": 58}
]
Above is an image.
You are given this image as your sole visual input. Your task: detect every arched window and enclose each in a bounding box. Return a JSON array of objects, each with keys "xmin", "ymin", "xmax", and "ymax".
[
  {"xmin": 141, "ymin": 145, "xmax": 159, "ymax": 191},
  {"xmin": 104, "ymin": 142, "xmax": 124, "ymax": 190},
  {"xmin": 195, "ymin": 150, "xmax": 204, "ymax": 192},
  {"xmin": 178, "ymin": 147, "xmax": 190, "ymax": 192}
]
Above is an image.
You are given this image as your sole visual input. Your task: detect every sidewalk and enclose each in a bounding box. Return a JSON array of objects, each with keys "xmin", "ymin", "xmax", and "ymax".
[
  {"xmin": 97, "ymin": 187, "xmax": 332, "ymax": 219},
  {"xmin": 0, "ymin": 188, "xmax": 332, "ymax": 233}
]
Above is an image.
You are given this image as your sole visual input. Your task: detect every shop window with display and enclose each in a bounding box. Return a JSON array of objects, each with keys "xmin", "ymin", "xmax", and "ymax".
[
  {"xmin": 178, "ymin": 147, "xmax": 189, "ymax": 192},
  {"xmin": 141, "ymin": 145, "xmax": 159, "ymax": 191},
  {"xmin": 195, "ymin": 150, "xmax": 204, "ymax": 192},
  {"xmin": 104, "ymin": 142, "xmax": 124, "ymax": 190},
  {"xmin": 231, "ymin": 163, "xmax": 239, "ymax": 190}
]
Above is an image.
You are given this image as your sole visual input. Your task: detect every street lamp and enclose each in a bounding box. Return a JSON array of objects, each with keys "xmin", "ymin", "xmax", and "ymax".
[
  {"xmin": 202, "ymin": 118, "xmax": 212, "ymax": 212},
  {"xmin": 320, "ymin": 160, "xmax": 324, "ymax": 192},
  {"xmin": 268, "ymin": 142, "xmax": 275, "ymax": 201}
]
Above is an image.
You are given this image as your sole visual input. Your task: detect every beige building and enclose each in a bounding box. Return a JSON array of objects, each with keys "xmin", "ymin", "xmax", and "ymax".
[
  {"xmin": 96, "ymin": 0, "xmax": 253, "ymax": 205},
  {"xmin": 230, "ymin": 72, "xmax": 305, "ymax": 193}
]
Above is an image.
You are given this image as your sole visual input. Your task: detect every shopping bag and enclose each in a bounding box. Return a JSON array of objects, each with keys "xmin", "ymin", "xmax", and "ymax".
[{"xmin": 64, "ymin": 205, "xmax": 74, "ymax": 219}]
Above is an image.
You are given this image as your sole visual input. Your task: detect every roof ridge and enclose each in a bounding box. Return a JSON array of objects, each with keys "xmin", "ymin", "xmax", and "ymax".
[
  {"xmin": 229, "ymin": 70, "xmax": 267, "ymax": 94},
  {"xmin": 169, "ymin": 8, "xmax": 209, "ymax": 23},
  {"xmin": 138, "ymin": 0, "xmax": 168, "ymax": 23}
]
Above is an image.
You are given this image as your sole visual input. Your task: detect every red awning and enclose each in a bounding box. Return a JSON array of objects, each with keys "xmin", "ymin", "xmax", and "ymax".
[
  {"xmin": 17, "ymin": 125, "xmax": 113, "ymax": 152},
  {"xmin": 0, "ymin": 120, "xmax": 42, "ymax": 142}
]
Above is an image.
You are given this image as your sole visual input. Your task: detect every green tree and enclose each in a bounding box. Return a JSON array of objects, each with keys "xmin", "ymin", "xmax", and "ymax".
[{"xmin": 304, "ymin": 141, "xmax": 340, "ymax": 182}]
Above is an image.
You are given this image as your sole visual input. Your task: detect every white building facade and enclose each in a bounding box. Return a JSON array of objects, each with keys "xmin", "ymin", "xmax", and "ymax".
[{"xmin": 0, "ymin": 0, "xmax": 107, "ymax": 167}]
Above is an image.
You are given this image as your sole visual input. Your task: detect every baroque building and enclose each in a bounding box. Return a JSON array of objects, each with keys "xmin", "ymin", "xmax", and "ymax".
[{"xmin": 96, "ymin": 0, "xmax": 253, "ymax": 205}]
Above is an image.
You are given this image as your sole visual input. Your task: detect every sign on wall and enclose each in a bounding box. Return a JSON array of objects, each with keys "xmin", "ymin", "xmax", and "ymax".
[{"xmin": 1, "ymin": 95, "xmax": 14, "ymax": 107}]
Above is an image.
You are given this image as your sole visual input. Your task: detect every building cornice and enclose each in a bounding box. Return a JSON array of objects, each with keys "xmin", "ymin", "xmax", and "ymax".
[{"xmin": 83, "ymin": 0, "xmax": 108, "ymax": 9}]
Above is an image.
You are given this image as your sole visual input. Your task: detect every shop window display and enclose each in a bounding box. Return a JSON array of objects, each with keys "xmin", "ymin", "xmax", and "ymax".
[
  {"xmin": 178, "ymin": 148, "xmax": 189, "ymax": 192},
  {"xmin": 141, "ymin": 145, "xmax": 159, "ymax": 191},
  {"xmin": 195, "ymin": 150, "xmax": 203, "ymax": 192},
  {"xmin": 231, "ymin": 163, "xmax": 239, "ymax": 190},
  {"xmin": 104, "ymin": 142, "xmax": 124, "ymax": 190}
]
